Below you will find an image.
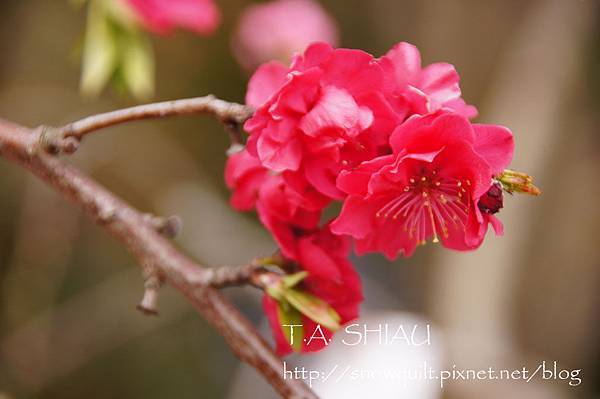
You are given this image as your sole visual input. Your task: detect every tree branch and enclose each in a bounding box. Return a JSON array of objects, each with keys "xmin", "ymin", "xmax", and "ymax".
[
  {"xmin": 39, "ymin": 96, "xmax": 254, "ymax": 153},
  {"xmin": 202, "ymin": 264, "xmax": 278, "ymax": 289},
  {"xmin": 0, "ymin": 117, "xmax": 317, "ymax": 399}
]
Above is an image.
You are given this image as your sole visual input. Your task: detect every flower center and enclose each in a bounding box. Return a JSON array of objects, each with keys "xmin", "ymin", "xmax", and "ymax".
[{"xmin": 375, "ymin": 170, "xmax": 471, "ymax": 245}]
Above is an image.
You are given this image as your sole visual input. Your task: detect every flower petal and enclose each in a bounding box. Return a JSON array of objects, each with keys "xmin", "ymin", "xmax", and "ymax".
[
  {"xmin": 245, "ymin": 61, "xmax": 289, "ymax": 107},
  {"xmin": 418, "ymin": 62, "xmax": 461, "ymax": 106},
  {"xmin": 262, "ymin": 296, "xmax": 294, "ymax": 356},
  {"xmin": 472, "ymin": 124, "xmax": 515, "ymax": 175},
  {"xmin": 331, "ymin": 195, "xmax": 385, "ymax": 239},
  {"xmin": 257, "ymin": 134, "xmax": 303, "ymax": 172},
  {"xmin": 299, "ymin": 86, "xmax": 369, "ymax": 137},
  {"xmin": 390, "ymin": 111, "xmax": 475, "ymax": 154},
  {"xmin": 379, "ymin": 41, "xmax": 421, "ymax": 89}
]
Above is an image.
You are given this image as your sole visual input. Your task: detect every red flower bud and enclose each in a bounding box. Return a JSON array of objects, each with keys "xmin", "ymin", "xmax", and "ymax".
[{"xmin": 478, "ymin": 182, "xmax": 504, "ymax": 215}]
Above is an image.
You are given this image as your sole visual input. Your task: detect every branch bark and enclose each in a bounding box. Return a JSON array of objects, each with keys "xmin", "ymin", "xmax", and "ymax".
[
  {"xmin": 40, "ymin": 96, "xmax": 254, "ymax": 153},
  {"xmin": 0, "ymin": 117, "xmax": 317, "ymax": 399}
]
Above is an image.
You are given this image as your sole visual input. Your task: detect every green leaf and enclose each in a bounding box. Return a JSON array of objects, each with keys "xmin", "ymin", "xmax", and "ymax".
[
  {"xmin": 276, "ymin": 300, "xmax": 303, "ymax": 352},
  {"xmin": 80, "ymin": 0, "xmax": 117, "ymax": 97},
  {"xmin": 120, "ymin": 31, "xmax": 154, "ymax": 100},
  {"xmin": 283, "ymin": 288, "xmax": 341, "ymax": 331}
]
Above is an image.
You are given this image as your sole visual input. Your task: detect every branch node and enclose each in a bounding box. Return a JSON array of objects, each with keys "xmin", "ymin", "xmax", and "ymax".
[
  {"xmin": 98, "ymin": 207, "xmax": 117, "ymax": 224},
  {"xmin": 143, "ymin": 214, "xmax": 182, "ymax": 238},
  {"xmin": 37, "ymin": 125, "xmax": 80, "ymax": 155},
  {"xmin": 237, "ymin": 105, "xmax": 255, "ymax": 124}
]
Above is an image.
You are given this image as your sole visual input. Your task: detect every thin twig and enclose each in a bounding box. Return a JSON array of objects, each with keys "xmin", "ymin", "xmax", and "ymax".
[
  {"xmin": 0, "ymin": 117, "xmax": 317, "ymax": 399},
  {"xmin": 39, "ymin": 96, "xmax": 255, "ymax": 153}
]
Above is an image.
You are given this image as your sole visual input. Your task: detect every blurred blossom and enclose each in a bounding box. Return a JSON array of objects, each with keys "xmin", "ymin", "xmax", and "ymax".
[
  {"xmin": 79, "ymin": 0, "xmax": 221, "ymax": 100},
  {"xmin": 125, "ymin": 0, "xmax": 221, "ymax": 35},
  {"xmin": 232, "ymin": 0, "xmax": 339, "ymax": 71}
]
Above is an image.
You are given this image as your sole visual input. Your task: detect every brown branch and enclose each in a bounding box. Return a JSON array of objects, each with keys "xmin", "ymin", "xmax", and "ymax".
[
  {"xmin": 39, "ymin": 96, "xmax": 254, "ymax": 153},
  {"xmin": 0, "ymin": 117, "xmax": 317, "ymax": 399},
  {"xmin": 203, "ymin": 264, "xmax": 281, "ymax": 289}
]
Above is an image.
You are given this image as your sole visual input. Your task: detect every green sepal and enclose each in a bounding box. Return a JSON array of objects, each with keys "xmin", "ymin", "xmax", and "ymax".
[
  {"xmin": 264, "ymin": 271, "xmax": 341, "ymax": 332},
  {"xmin": 276, "ymin": 299, "xmax": 303, "ymax": 352},
  {"xmin": 281, "ymin": 271, "xmax": 308, "ymax": 289},
  {"xmin": 283, "ymin": 288, "xmax": 341, "ymax": 331}
]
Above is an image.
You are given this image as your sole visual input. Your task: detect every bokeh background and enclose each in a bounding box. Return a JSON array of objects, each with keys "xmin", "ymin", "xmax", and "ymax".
[{"xmin": 1, "ymin": 0, "xmax": 599, "ymax": 398}]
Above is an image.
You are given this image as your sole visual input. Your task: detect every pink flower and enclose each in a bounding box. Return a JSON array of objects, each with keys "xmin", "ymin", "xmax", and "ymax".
[
  {"xmin": 379, "ymin": 42, "xmax": 478, "ymax": 120},
  {"xmin": 225, "ymin": 148, "xmax": 329, "ymax": 258},
  {"xmin": 244, "ymin": 43, "xmax": 400, "ymax": 199},
  {"xmin": 225, "ymin": 39, "xmax": 534, "ymax": 358},
  {"xmin": 263, "ymin": 225, "xmax": 363, "ymax": 356},
  {"xmin": 225, "ymin": 40, "xmax": 533, "ymax": 357},
  {"xmin": 330, "ymin": 111, "xmax": 513, "ymax": 260},
  {"xmin": 255, "ymin": 174, "xmax": 324, "ymax": 258},
  {"xmin": 232, "ymin": 0, "xmax": 339, "ymax": 71},
  {"xmin": 125, "ymin": 0, "xmax": 220, "ymax": 35},
  {"xmin": 225, "ymin": 148, "xmax": 269, "ymax": 211}
]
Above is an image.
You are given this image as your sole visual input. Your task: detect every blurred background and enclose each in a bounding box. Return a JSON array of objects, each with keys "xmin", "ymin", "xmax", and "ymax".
[{"xmin": 0, "ymin": 0, "xmax": 599, "ymax": 398}]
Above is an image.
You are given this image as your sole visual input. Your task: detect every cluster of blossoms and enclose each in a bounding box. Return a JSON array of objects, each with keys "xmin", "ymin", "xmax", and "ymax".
[{"xmin": 228, "ymin": 41, "xmax": 534, "ymax": 355}]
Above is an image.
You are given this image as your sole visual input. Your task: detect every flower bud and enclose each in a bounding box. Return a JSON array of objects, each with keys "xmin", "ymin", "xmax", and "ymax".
[
  {"xmin": 498, "ymin": 169, "xmax": 541, "ymax": 196},
  {"xmin": 478, "ymin": 182, "xmax": 504, "ymax": 214}
]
